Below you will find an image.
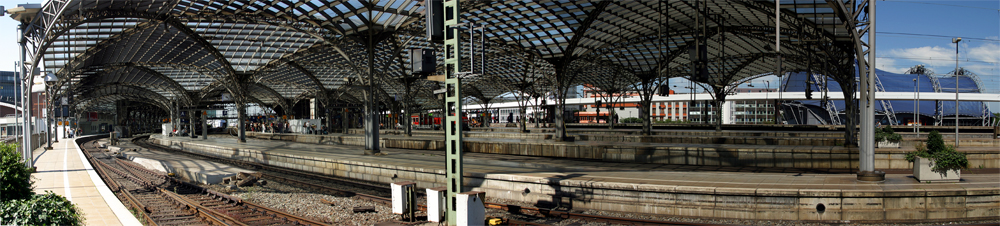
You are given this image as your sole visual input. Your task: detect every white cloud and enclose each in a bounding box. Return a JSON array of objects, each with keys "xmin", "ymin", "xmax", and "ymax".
[
  {"xmin": 886, "ymin": 43, "xmax": 999, "ymax": 77},
  {"xmin": 966, "ymin": 42, "xmax": 1000, "ymax": 65},
  {"xmin": 874, "ymin": 57, "xmax": 909, "ymax": 74},
  {"xmin": 887, "ymin": 46, "xmax": 957, "ymax": 67}
]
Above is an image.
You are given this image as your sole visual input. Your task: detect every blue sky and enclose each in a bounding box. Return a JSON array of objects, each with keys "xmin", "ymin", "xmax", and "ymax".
[
  {"xmin": 686, "ymin": 0, "xmax": 1000, "ymax": 112},
  {"xmin": 875, "ymin": 0, "xmax": 999, "ymax": 111},
  {"xmin": 0, "ymin": 0, "xmax": 996, "ymax": 110}
]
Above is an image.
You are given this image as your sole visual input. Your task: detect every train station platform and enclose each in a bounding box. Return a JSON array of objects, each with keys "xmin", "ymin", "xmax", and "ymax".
[
  {"xmin": 105, "ymin": 137, "xmax": 255, "ymax": 185},
  {"xmin": 148, "ymin": 134, "xmax": 1000, "ymax": 222},
  {"xmin": 29, "ymin": 135, "xmax": 141, "ymax": 226},
  {"xmin": 242, "ymin": 129, "xmax": 999, "ymax": 170}
]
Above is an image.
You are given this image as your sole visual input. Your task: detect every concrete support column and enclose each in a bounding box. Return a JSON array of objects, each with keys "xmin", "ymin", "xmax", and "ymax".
[
  {"xmin": 670, "ymin": 103, "xmax": 675, "ymax": 121},
  {"xmin": 310, "ymin": 98, "xmax": 317, "ymax": 119}
]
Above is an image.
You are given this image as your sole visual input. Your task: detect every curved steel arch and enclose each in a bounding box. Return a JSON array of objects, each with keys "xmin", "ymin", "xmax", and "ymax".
[
  {"xmin": 76, "ymin": 63, "xmax": 195, "ymax": 104},
  {"xmin": 74, "ymin": 95, "xmax": 170, "ymax": 114},
  {"xmin": 55, "ymin": 20, "xmax": 232, "ymax": 84},
  {"xmin": 247, "ymin": 83, "xmax": 289, "ymax": 111},
  {"xmin": 73, "ymin": 85, "xmax": 172, "ymax": 112}
]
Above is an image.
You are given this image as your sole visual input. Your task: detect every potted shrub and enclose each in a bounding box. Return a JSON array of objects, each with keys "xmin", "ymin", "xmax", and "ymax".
[
  {"xmin": 906, "ymin": 130, "xmax": 968, "ymax": 182},
  {"xmin": 874, "ymin": 125, "xmax": 902, "ymax": 148}
]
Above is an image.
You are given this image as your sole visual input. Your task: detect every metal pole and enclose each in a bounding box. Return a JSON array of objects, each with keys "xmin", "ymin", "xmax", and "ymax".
[
  {"xmin": 953, "ymin": 37, "xmax": 961, "ymax": 147},
  {"xmin": 914, "ymin": 78, "xmax": 917, "ymax": 134},
  {"xmin": 18, "ymin": 23, "xmax": 32, "ymax": 167},
  {"xmin": 775, "ymin": 0, "xmax": 783, "ymax": 125},
  {"xmin": 917, "ymin": 76, "xmax": 920, "ymax": 134},
  {"xmin": 364, "ymin": 15, "xmax": 380, "ymax": 154},
  {"xmin": 202, "ymin": 110, "xmax": 207, "ymax": 140},
  {"xmin": 444, "ymin": 0, "xmax": 464, "ymax": 223},
  {"xmin": 859, "ymin": 0, "xmax": 876, "ymax": 177}
]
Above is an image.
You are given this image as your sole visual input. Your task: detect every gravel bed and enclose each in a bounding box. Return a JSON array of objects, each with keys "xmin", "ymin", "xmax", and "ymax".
[{"xmin": 204, "ymin": 179, "xmax": 400, "ymax": 225}]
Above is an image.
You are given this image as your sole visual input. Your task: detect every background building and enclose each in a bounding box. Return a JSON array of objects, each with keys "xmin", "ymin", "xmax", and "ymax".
[{"xmin": 782, "ymin": 68, "xmax": 993, "ymax": 126}]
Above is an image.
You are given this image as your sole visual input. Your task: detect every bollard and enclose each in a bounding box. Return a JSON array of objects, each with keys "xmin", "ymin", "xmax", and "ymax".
[
  {"xmin": 426, "ymin": 187, "xmax": 447, "ymax": 223},
  {"xmin": 457, "ymin": 191, "xmax": 486, "ymax": 226}
]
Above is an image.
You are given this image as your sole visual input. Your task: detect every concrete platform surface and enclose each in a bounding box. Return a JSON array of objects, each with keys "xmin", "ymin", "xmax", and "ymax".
[
  {"xmin": 150, "ymin": 134, "xmax": 1000, "ymax": 222},
  {"xmin": 30, "ymin": 135, "xmax": 141, "ymax": 226},
  {"xmin": 107, "ymin": 138, "xmax": 254, "ymax": 184}
]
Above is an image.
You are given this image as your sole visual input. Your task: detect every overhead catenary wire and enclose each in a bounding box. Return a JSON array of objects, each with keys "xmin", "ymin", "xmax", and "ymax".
[
  {"xmin": 877, "ymin": 32, "xmax": 1000, "ymax": 42},
  {"xmin": 881, "ymin": 0, "xmax": 1000, "ymax": 11},
  {"xmin": 875, "ymin": 56, "xmax": 999, "ymax": 64}
]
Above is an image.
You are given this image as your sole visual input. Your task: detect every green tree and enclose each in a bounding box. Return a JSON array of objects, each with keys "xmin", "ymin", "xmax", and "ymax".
[{"xmin": 1, "ymin": 143, "xmax": 33, "ymax": 201}]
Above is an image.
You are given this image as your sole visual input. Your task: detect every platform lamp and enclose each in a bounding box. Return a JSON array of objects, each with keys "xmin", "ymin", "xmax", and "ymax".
[
  {"xmin": 952, "ymin": 37, "xmax": 961, "ymax": 147},
  {"xmin": 44, "ymin": 72, "xmax": 57, "ymax": 149}
]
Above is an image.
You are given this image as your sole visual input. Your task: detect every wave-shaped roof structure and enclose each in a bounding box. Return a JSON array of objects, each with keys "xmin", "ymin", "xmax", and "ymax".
[{"xmin": 782, "ymin": 68, "xmax": 991, "ymax": 125}]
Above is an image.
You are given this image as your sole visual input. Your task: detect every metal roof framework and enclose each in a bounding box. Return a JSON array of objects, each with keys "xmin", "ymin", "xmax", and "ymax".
[{"xmin": 14, "ymin": 0, "xmax": 863, "ymax": 117}]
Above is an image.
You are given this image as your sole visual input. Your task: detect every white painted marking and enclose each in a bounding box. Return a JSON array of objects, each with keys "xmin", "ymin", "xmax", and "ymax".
[
  {"xmin": 73, "ymin": 135, "xmax": 143, "ymax": 225},
  {"xmin": 63, "ymin": 138, "xmax": 72, "ymax": 202}
]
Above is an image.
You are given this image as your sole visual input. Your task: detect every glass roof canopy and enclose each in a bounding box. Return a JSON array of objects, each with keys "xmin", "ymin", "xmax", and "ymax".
[{"xmin": 21, "ymin": 0, "xmax": 857, "ymax": 113}]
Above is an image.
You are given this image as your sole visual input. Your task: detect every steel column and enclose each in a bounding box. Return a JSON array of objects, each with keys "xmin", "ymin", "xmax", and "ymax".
[
  {"xmin": 46, "ymin": 97, "xmax": 52, "ymax": 149},
  {"xmin": 953, "ymin": 38, "xmax": 961, "ymax": 147},
  {"xmin": 444, "ymin": 0, "xmax": 464, "ymax": 223},
  {"xmin": 202, "ymin": 110, "xmax": 207, "ymax": 140},
  {"xmin": 237, "ymin": 102, "xmax": 247, "ymax": 143},
  {"xmin": 364, "ymin": 27, "xmax": 380, "ymax": 155},
  {"xmin": 343, "ymin": 108, "xmax": 350, "ymax": 134},
  {"xmin": 18, "ymin": 23, "xmax": 32, "ymax": 167},
  {"xmin": 859, "ymin": 0, "xmax": 876, "ymax": 176}
]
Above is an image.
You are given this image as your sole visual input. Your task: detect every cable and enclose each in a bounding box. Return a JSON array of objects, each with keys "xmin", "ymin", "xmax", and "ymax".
[
  {"xmin": 875, "ymin": 56, "xmax": 999, "ymax": 64},
  {"xmin": 882, "ymin": 0, "xmax": 1000, "ymax": 11},
  {"xmin": 878, "ymin": 32, "xmax": 1000, "ymax": 42}
]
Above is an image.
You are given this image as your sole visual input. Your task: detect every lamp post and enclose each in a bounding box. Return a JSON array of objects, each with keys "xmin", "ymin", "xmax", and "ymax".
[
  {"xmin": 913, "ymin": 78, "xmax": 917, "ymax": 134},
  {"xmin": 952, "ymin": 37, "xmax": 961, "ymax": 147}
]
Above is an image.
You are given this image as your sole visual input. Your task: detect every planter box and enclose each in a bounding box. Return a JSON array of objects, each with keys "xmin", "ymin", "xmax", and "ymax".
[
  {"xmin": 876, "ymin": 141, "xmax": 899, "ymax": 148},
  {"xmin": 913, "ymin": 157, "xmax": 960, "ymax": 182}
]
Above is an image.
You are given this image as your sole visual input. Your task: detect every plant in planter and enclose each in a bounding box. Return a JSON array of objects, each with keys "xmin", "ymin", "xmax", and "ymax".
[
  {"xmin": 905, "ymin": 130, "xmax": 968, "ymax": 182},
  {"xmin": 874, "ymin": 125, "xmax": 902, "ymax": 148}
]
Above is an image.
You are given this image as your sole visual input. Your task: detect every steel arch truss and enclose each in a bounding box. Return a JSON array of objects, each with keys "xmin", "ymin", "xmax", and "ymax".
[
  {"xmin": 73, "ymin": 85, "xmax": 172, "ymax": 113},
  {"xmin": 18, "ymin": 0, "xmax": 860, "ymax": 123}
]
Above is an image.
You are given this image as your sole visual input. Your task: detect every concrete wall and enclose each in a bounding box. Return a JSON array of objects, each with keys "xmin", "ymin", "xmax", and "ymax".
[
  {"xmin": 241, "ymin": 132, "xmax": 998, "ymax": 170},
  {"xmin": 149, "ymin": 136, "xmax": 1000, "ymax": 222}
]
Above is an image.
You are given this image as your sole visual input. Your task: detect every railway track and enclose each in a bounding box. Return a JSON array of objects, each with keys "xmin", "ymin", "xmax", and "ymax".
[
  {"xmin": 77, "ymin": 136, "xmax": 325, "ymax": 226},
  {"xmin": 131, "ymin": 136, "xmax": 721, "ymax": 225},
  {"xmin": 122, "ymin": 136, "xmax": 1000, "ymax": 225}
]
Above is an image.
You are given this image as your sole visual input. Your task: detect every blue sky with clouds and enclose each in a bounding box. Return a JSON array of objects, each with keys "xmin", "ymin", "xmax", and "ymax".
[
  {"xmin": 677, "ymin": 0, "xmax": 1000, "ymax": 111},
  {"xmin": 875, "ymin": 0, "xmax": 999, "ymax": 111},
  {"xmin": 0, "ymin": 1, "xmax": 996, "ymax": 110}
]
